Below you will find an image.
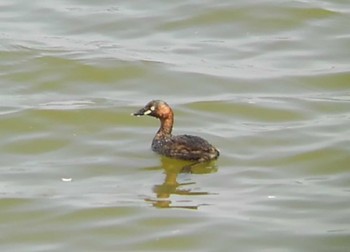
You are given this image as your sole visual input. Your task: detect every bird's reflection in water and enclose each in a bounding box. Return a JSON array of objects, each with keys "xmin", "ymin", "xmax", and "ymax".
[{"xmin": 144, "ymin": 156, "xmax": 218, "ymax": 209}]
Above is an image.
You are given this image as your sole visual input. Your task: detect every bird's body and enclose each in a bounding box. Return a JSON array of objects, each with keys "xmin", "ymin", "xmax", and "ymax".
[{"xmin": 132, "ymin": 100, "xmax": 219, "ymax": 162}]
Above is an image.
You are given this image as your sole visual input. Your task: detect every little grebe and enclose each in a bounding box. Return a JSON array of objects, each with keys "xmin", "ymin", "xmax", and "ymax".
[{"xmin": 132, "ymin": 100, "xmax": 220, "ymax": 162}]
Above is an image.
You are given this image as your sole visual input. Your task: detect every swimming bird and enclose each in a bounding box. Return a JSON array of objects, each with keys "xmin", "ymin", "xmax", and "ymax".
[{"xmin": 132, "ymin": 100, "xmax": 220, "ymax": 163}]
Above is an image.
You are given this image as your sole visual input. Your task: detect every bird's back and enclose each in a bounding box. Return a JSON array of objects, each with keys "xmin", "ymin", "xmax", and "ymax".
[{"xmin": 152, "ymin": 134, "xmax": 219, "ymax": 162}]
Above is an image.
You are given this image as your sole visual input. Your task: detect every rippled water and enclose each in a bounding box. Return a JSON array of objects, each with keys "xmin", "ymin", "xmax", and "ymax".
[{"xmin": 1, "ymin": 0, "xmax": 349, "ymax": 251}]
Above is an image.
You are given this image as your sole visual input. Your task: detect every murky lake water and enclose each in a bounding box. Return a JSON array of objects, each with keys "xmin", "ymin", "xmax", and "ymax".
[{"xmin": 1, "ymin": 0, "xmax": 349, "ymax": 251}]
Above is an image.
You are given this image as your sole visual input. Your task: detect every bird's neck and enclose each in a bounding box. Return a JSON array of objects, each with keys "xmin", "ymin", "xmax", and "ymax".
[{"xmin": 157, "ymin": 115, "xmax": 173, "ymax": 137}]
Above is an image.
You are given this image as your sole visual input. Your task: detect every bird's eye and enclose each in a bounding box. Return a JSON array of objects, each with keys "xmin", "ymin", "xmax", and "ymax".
[{"xmin": 150, "ymin": 106, "xmax": 155, "ymax": 111}]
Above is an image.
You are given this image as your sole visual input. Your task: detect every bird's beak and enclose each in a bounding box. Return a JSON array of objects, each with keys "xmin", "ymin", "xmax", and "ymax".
[{"xmin": 131, "ymin": 107, "xmax": 152, "ymax": 117}]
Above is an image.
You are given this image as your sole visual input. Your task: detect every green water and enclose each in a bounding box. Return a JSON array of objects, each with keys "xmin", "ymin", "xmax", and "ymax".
[{"xmin": 1, "ymin": 1, "xmax": 349, "ymax": 251}]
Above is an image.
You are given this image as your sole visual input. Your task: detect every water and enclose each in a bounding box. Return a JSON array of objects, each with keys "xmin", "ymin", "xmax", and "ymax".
[{"xmin": 1, "ymin": 0, "xmax": 349, "ymax": 251}]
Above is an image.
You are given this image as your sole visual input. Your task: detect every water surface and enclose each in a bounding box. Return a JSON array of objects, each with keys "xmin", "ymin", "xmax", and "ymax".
[{"xmin": 1, "ymin": 0, "xmax": 349, "ymax": 251}]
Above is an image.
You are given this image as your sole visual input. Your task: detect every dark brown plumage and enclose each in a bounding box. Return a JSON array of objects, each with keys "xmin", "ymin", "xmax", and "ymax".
[{"xmin": 132, "ymin": 100, "xmax": 220, "ymax": 162}]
